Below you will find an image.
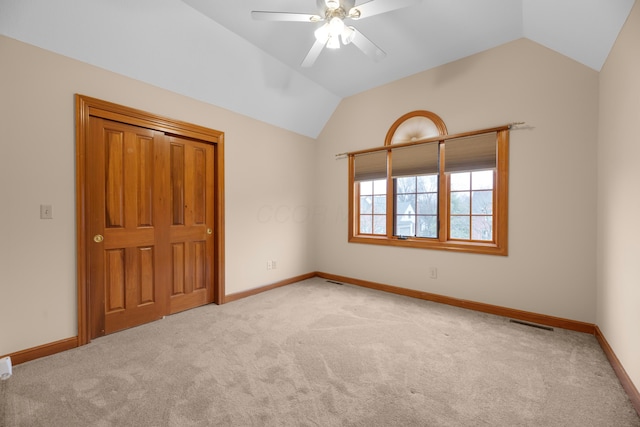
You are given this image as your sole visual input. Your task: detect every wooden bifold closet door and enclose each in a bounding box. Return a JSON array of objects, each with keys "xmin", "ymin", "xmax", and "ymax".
[
  {"xmin": 166, "ymin": 135, "xmax": 215, "ymax": 315},
  {"xmin": 86, "ymin": 117, "xmax": 215, "ymax": 338}
]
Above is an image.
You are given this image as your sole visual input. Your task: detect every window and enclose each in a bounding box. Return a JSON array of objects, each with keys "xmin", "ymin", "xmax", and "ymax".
[
  {"xmin": 449, "ymin": 170, "xmax": 493, "ymax": 241},
  {"xmin": 395, "ymin": 175, "xmax": 438, "ymax": 238},
  {"xmin": 348, "ymin": 111, "xmax": 509, "ymax": 255},
  {"xmin": 359, "ymin": 179, "xmax": 387, "ymax": 235}
]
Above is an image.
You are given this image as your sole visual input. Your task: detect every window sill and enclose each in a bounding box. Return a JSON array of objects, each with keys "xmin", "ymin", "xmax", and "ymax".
[{"xmin": 348, "ymin": 235, "xmax": 508, "ymax": 256}]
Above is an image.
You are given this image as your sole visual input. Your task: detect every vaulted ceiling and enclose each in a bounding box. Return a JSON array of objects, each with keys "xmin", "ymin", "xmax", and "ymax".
[{"xmin": 0, "ymin": 0, "xmax": 635, "ymax": 137}]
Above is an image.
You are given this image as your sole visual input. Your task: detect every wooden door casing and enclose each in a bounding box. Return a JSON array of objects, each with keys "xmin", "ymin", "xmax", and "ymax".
[{"xmin": 76, "ymin": 95, "xmax": 225, "ymax": 344}]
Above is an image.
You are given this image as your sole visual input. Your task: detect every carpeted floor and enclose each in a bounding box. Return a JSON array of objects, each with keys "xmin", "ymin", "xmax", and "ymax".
[{"xmin": 1, "ymin": 278, "xmax": 639, "ymax": 426}]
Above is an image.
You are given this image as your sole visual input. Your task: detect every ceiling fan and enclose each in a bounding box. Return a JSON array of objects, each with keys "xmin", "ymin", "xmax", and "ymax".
[{"xmin": 251, "ymin": 0, "xmax": 421, "ymax": 67}]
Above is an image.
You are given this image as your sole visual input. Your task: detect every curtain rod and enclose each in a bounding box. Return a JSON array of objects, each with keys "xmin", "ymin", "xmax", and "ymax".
[{"xmin": 335, "ymin": 122, "xmax": 524, "ymax": 159}]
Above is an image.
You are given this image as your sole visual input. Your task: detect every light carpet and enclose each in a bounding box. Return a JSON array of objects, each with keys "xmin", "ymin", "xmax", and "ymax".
[{"xmin": 1, "ymin": 278, "xmax": 639, "ymax": 426}]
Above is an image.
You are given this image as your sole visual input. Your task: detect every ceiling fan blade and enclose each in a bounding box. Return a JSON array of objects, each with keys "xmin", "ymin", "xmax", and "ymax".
[
  {"xmin": 251, "ymin": 11, "xmax": 322, "ymax": 22},
  {"xmin": 301, "ymin": 39, "xmax": 326, "ymax": 67},
  {"xmin": 348, "ymin": 0, "xmax": 420, "ymax": 19},
  {"xmin": 351, "ymin": 28, "xmax": 386, "ymax": 62}
]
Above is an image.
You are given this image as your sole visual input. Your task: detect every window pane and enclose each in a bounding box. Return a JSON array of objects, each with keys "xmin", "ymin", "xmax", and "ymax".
[
  {"xmin": 417, "ymin": 216, "xmax": 437, "ymax": 238},
  {"xmin": 373, "ymin": 195, "xmax": 386, "ymax": 214},
  {"xmin": 360, "ymin": 215, "xmax": 372, "ymax": 234},
  {"xmin": 395, "ymin": 215, "xmax": 415, "ymax": 236},
  {"xmin": 472, "ymin": 190, "xmax": 493, "ymax": 215},
  {"xmin": 417, "ymin": 193, "xmax": 437, "ymax": 215},
  {"xmin": 472, "ymin": 216, "xmax": 493, "ymax": 241},
  {"xmin": 360, "ymin": 196, "xmax": 372, "ymax": 214},
  {"xmin": 450, "ymin": 172, "xmax": 470, "ymax": 191},
  {"xmin": 451, "ymin": 191, "xmax": 470, "ymax": 214},
  {"xmin": 360, "ymin": 181, "xmax": 373, "ymax": 195},
  {"xmin": 373, "ymin": 215, "xmax": 386, "ymax": 234},
  {"xmin": 396, "ymin": 194, "xmax": 416, "ymax": 217},
  {"xmin": 417, "ymin": 175, "xmax": 438, "ymax": 192},
  {"xmin": 451, "ymin": 216, "xmax": 470, "ymax": 239},
  {"xmin": 396, "ymin": 193, "xmax": 410, "ymax": 204},
  {"xmin": 396, "ymin": 176, "xmax": 416, "ymax": 194},
  {"xmin": 472, "ymin": 170, "xmax": 493, "ymax": 190},
  {"xmin": 373, "ymin": 179, "xmax": 387, "ymax": 195}
]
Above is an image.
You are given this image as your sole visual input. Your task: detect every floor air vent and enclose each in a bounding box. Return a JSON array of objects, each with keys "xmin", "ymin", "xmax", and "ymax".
[
  {"xmin": 326, "ymin": 280, "xmax": 344, "ymax": 285},
  {"xmin": 509, "ymin": 319, "xmax": 554, "ymax": 331}
]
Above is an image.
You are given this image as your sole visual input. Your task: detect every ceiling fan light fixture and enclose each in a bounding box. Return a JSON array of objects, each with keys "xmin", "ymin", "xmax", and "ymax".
[
  {"xmin": 326, "ymin": 35, "xmax": 340, "ymax": 49},
  {"xmin": 341, "ymin": 25, "xmax": 355, "ymax": 45},
  {"xmin": 328, "ymin": 17, "xmax": 345, "ymax": 38},
  {"xmin": 314, "ymin": 23, "xmax": 330, "ymax": 43}
]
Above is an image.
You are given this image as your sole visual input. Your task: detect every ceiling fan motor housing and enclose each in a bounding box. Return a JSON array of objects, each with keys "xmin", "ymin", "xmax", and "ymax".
[{"xmin": 317, "ymin": 0, "xmax": 356, "ymax": 15}]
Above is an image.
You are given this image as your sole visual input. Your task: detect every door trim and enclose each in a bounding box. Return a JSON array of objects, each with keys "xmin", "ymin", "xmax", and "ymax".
[{"xmin": 75, "ymin": 94, "xmax": 225, "ymax": 346}]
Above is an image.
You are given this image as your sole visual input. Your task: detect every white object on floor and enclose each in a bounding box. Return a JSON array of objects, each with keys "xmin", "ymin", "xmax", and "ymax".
[{"xmin": 0, "ymin": 356, "xmax": 12, "ymax": 380}]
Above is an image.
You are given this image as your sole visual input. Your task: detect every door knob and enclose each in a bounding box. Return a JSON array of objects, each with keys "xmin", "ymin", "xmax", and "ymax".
[
  {"xmin": 206, "ymin": 228, "xmax": 213, "ymax": 235},
  {"xmin": 93, "ymin": 234, "xmax": 104, "ymax": 243}
]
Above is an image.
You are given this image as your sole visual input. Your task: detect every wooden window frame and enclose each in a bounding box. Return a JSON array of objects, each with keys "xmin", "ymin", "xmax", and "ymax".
[{"xmin": 348, "ymin": 112, "xmax": 509, "ymax": 256}]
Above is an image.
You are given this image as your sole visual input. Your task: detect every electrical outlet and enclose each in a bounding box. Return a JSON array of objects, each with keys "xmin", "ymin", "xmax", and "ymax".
[
  {"xmin": 267, "ymin": 261, "xmax": 273, "ymax": 270},
  {"xmin": 429, "ymin": 267, "xmax": 437, "ymax": 279},
  {"xmin": 40, "ymin": 204, "xmax": 53, "ymax": 219},
  {"xmin": 271, "ymin": 260, "xmax": 277, "ymax": 270}
]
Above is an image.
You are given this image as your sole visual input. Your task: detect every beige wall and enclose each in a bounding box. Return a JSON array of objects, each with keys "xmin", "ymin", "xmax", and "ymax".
[
  {"xmin": 314, "ymin": 38, "xmax": 599, "ymax": 323},
  {"xmin": 598, "ymin": 1, "xmax": 640, "ymax": 394},
  {"xmin": 0, "ymin": 36, "xmax": 316, "ymax": 356}
]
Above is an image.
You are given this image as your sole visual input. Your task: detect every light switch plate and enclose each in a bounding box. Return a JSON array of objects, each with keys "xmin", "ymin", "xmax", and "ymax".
[{"xmin": 40, "ymin": 204, "xmax": 53, "ymax": 219}]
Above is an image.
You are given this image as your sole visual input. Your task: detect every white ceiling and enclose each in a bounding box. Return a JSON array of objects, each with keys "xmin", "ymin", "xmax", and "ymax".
[
  {"xmin": 183, "ymin": 0, "xmax": 635, "ymax": 97},
  {"xmin": 0, "ymin": 0, "xmax": 635, "ymax": 137}
]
